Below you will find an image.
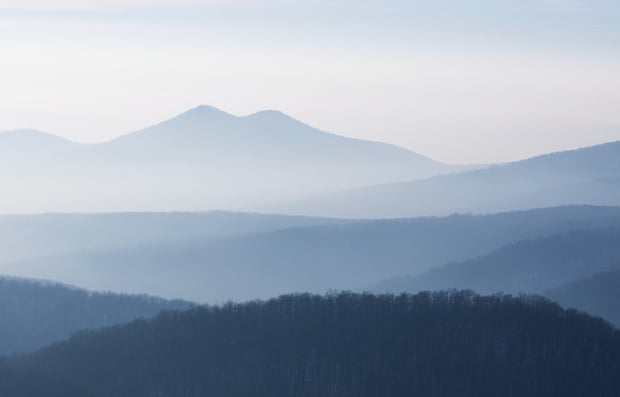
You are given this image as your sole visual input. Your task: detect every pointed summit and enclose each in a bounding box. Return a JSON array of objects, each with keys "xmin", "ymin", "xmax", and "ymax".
[
  {"xmin": 108, "ymin": 105, "xmax": 239, "ymax": 145},
  {"xmin": 180, "ymin": 105, "xmax": 236, "ymax": 119},
  {"xmin": 162, "ymin": 105, "xmax": 238, "ymax": 127},
  {"xmin": 245, "ymin": 109, "xmax": 289, "ymax": 119},
  {"xmin": 241, "ymin": 109, "xmax": 311, "ymax": 133}
]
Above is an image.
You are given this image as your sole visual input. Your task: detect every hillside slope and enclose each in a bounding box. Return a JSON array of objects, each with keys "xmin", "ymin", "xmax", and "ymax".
[
  {"xmin": 546, "ymin": 270, "xmax": 620, "ymax": 327},
  {"xmin": 0, "ymin": 292, "xmax": 618, "ymax": 397},
  {"xmin": 0, "ymin": 277, "xmax": 192, "ymax": 356},
  {"xmin": 375, "ymin": 228, "xmax": 620, "ymax": 295},
  {"xmin": 278, "ymin": 141, "xmax": 620, "ymax": 218},
  {"xmin": 372, "ymin": 228, "xmax": 620, "ymax": 327},
  {"xmin": 5, "ymin": 206, "xmax": 620, "ymax": 302}
]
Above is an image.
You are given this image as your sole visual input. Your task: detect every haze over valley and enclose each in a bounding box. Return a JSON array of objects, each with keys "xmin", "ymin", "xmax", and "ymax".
[{"xmin": 2, "ymin": 106, "xmax": 620, "ymax": 395}]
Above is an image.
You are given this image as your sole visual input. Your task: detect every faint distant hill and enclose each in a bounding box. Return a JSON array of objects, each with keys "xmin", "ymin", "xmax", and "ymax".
[
  {"xmin": 0, "ymin": 129, "xmax": 80, "ymax": 169},
  {"xmin": 0, "ymin": 276, "xmax": 192, "ymax": 356},
  {"xmin": 546, "ymin": 270, "xmax": 620, "ymax": 327},
  {"xmin": 0, "ymin": 128, "xmax": 76, "ymax": 149},
  {"xmin": 1, "ymin": 292, "xmax": 619, "ymax": 397},
  {"xmin": 0, "ymin": 106, "xmax": 459, "ymax": 213},
  {"xmin": 374, "ymin": 228, "xmax": 620, "ymax": 296},
  {"xmin": 0, "ymin": 211, "xmax": 348, "ymax": 264},
  {"xmin": 6, "ymin": 206, "xmax": 620, "ymax": 302},
  {"xmin": 277, "ymin": 141, "xmax": 620, "ymax": 218}
]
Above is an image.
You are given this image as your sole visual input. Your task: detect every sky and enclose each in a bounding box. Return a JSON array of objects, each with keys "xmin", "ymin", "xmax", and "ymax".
[{"xmin": 0, "ymin": 0, "xmax": 619, "ymax": 164}]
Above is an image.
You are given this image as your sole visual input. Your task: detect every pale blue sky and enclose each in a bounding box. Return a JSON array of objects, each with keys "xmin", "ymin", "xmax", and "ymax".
[{"xmin": 1, "ymin": 0, "xmax": 619, "ymax": 163}]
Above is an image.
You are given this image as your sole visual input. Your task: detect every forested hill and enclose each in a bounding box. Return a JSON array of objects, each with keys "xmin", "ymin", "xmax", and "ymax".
[
  {"xmin": 0, "ymin": 277, "xmax": 192, "ymax": 356},
  {"xmin": 2, "ymin": 292, "xmax": 619, "ymax": 397}
]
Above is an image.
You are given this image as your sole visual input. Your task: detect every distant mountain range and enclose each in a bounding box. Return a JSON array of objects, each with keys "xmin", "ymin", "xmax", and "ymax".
[
  {"xmin": 4, "ymin": 206, "xmax": 620, "ymax": 302},
  {"xmin": 0, "ymin": 211, "xmax": 347, "ymax": 264},
  {"xmin": 278, "ymin": 141, "xmax": 620, "ymax": 218},
  {"xmin": 3, "ymin": 106, "xmax": 619, "ymax": 217},
  {"xmin": 1, "ymin": 292, "xmax": 618, "ymax": 397},
  {"xmin": 0, "ymin": 106, "xmax": 460, "ymax": 213}
]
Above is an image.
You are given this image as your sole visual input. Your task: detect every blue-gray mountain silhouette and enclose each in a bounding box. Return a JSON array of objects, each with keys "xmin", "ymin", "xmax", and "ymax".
[{"xmin": 0, "ymin": 106, "xmax": 457, "ymax": 213}]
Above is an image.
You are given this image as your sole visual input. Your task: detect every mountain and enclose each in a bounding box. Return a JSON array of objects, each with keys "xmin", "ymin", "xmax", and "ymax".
[
  {"xmin": 0, "ymin": 106, "xmax": 458, "ymax": 213},
  {"xmin": 374, "ymin": 228, "xmax": 620, "ymax": 298},
  {"xmin": 0, "ymin": 211, "xmax": 348, "ymax": 264},
  {"xmin": 546, "ymin": 270, "xmax": 620, "ymax": 327},
  {"xmin": 0, "ymin": 276, "xmax": 192, "ymax": 356},
  {"xmin": 1, "ymin": 291, "xmax": 618, "ymax": 397},
  {"xmin": 0, "ymin": 128, "xmax": 76, "ymax": 151},
  {"xmin": 0, "ymin": 129, "xmax": 80, "ymax": 174},
  {"xmin": 5, "ymin": 206, "xmax": 620, "ymax": 302},
  {"xmin": 277, "ymin": 141, "xmax": 620, "ymax": 218},
  {"xmin": 106, "ymin": 107, "xmax": 435, "ymax": 169}
]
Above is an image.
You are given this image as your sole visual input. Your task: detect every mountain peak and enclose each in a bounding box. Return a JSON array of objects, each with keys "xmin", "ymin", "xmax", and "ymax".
[
  {"xmin": 115, "ymin": 105, "xmax": 238, "ymax": 141},
  {"xmin": 248, "ymin": 109, "xmax": 286, "ymax": 117},
  {"xmin": 242, "ymin": 109, "xmax": 310, "ymax": 131},
  {"xmin": 178, "ymin": 105, "xmax": 237, "ymax": 120},
  {"xmin": 245, "ymin": 109, "xmax": 293, "ymax": 120}
]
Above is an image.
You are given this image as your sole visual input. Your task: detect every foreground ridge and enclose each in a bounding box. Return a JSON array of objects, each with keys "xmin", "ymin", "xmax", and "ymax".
[{"xmin": 2, "ymin": 291, "xmax": 619, "ymax": 397}]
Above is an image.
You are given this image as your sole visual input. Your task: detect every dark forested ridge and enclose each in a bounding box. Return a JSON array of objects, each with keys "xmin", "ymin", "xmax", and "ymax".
[
  {"xmin": 0, "ymin": 277, "xmax": 192, "ymax": 356},
  {"xmin": 1, "ymin": 292, "xmax": 619, "ymax": 397}
]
